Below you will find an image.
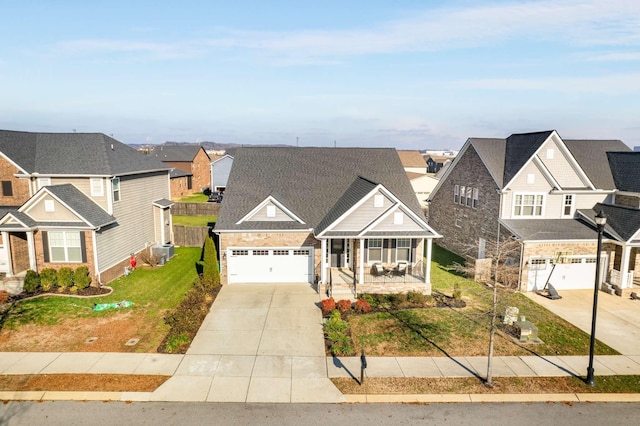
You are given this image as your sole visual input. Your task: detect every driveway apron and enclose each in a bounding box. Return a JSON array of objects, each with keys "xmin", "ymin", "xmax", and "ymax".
[{"xmin": 151, "ymin": 284, "xmax": 345, "ymax": 403}]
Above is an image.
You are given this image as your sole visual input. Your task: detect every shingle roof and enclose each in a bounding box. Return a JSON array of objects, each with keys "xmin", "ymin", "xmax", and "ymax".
[
  {"xmin": 216, "ymin": 147, "xmax": 425, "ymax": 232},
  {"xmin": 565, "ymin": 139, "xmax": 630, "ymax": 190},
  {"xmin": 0, "ymin": 130, "xmax": 171, "ymax": 176},
  {"xmin": 44, "ymin": 184, "xmax": 116, "ymax": 228},
  {"xmin": 500, "ymin": 218, "xmax": 598, "ymax": 241},
  {"xmin": 170, "ymin": 168, "xmax": 192, "ymax": 179},
  {"xmin": 397, "ymin": 150, "xmax": 426, "ymax": 168},
  {"xmin": 0, "ymin": 211, "xmax": 37, "ymax": 229},
  {"xmin": 607, "ymin": 152, "xmax": 640, "ymax": 192},
  {"xmin": 503, "ymin": 131, "xmax": 554, "ymax": 185},
  {"xmin": 578, "ymin": 203, "xmax": 640, "ymax": 242},
  {"xmin": 150, "ymin": 145, "xmax": 208, "ymax": 162},
  {"xmin": 467, "ymin": 138, "xmax": 507, "ymax": 187}
]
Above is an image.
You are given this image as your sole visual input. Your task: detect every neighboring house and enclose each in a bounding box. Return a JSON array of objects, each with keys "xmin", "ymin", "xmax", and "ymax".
[
  {"xmin": 0, "ymin": 130, "xmax": 173, "ymax": 285},
  {"xmin": 210, "ymin": 154, "xmax": 234, "ymax": 193},
  {"xmin": 169, "ymin": 168, "xmax": 194, "ymax": 199},
  {"xmin": 397, "ymin": 150, "xmax": 427, "ymax": 174},
  {"xmin": 151, "ymin": 145, "xmax": 211, "ymax": 197},
  {"xmin": 406, "ymin": 172, "xmax": 439, "ymax": 210},
  {"xmin": 428, "ymin": 130, "xmax": 639, "ymax": 294},
  {"xmin": 215, "ymin": 147, "xmax": 441, "ymax": 296},
  {"xmin": 425, "ymin": 155, "xmax": 451, "ymax": 174}
]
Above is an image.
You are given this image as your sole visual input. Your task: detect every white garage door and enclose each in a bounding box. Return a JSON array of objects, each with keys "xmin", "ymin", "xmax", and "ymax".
[
  {"xmin": 227, "ymin": 247, "xmax": 313, "ymax": 284},
  {"xmin": 527, "ymin": 256, "xmax": 606, "ymax": 291}
]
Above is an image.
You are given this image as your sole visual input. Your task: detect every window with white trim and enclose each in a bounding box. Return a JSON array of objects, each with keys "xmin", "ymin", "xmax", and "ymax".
[
  {"xmin": 562, "ymin": 194, "xmax": 573, "ymax": 217},
  {"xmin": 472, "ymin": 188, "xmax": 479, "ymax": 209},
  {"xmin": 527, "ymin": 174, "xmax": 535, "ymax": 184},
  {"xmin": 514, "ymin": 194, "xmax": 544, "ymax": 217},
  {"xmin": 466, "ymin": 187, "xmax": 472, "ymax": 207},
  {"xmin": 454, "ymin": 184, "xmax": 459, "ymax": 204},
  {"xmin": 460, "ymin": 186, "xmax": 465, "ymax": 205},
  {"xmin": 44, "ymin": 200, "xmax": 55, "ymax": 212},
  {"xmin": 48, "ymin": 231, "xmax": 82, "ymax": 262},
  {"xmin": 396, "ymin": 238, "xmax": 411, "ymax": 262},
  {"xmin": 90, "ymin": 178, "xmax": 104, "ymax": 196},
  {"xmin": 368, "ymin": 238, "xmax": 382, "ymax": 263},
  {"xmin": 112, "ymin": 177, "xmax": 121, "ymax": 202}
]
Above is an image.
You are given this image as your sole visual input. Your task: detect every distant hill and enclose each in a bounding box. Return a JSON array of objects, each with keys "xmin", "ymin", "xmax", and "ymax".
[{"xmin": 128, "ymin": 141, "xmax": 293, "ymax": 150}]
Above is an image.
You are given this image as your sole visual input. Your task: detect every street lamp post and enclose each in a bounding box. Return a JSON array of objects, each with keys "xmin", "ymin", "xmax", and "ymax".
[{"xmin": 586, "ymin": 210, "xmax": 607, "ymax": 386}]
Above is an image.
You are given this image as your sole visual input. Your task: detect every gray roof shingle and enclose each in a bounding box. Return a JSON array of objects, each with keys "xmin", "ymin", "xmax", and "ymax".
[
  {"xmin": 0, "ymin": 130, "xmax": 171, "ymax": 176},
  {"xmin": 578, "ymin": 203, "xmax": 640, "ymax": 242},
  {"xmin": 216, "ymin": 147, "xmax": 425, "ymax": 232},
  {"xmin": 565, "ymin": 139, "xmax": 630, "ymax": 190},
  {"xmin": 150, "ymin": 145, "xmax": 208, "ymax": 162},
  {"xmin": 500, "ymin": 218, "xmax": 598, "ymax": 241},
  {"xmin": 607, "ymin": 152, "xmax": 640, "ymax": 193}
]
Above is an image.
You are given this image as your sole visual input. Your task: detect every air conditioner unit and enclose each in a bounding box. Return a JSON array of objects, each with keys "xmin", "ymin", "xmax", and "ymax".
[{"xmin": 152, "ymin": 244, "xmax": 175, "ymax": 263}]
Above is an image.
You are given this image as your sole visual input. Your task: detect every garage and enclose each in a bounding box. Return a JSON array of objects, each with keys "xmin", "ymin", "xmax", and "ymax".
[
  {"xmin": 227, "ymin": 247, "xmax": 314, "ymax": 284},
  {"xmin": 527, "ymin": 255, "xmax": 606, "ymax": 291}
]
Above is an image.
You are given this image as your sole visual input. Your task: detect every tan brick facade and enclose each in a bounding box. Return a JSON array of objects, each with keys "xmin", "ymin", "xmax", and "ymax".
[
  {"xmin": 0, "ymin": 156, "xmax": 30, "ymax": 206},
  {"xmin": 170, "ymin": 175, "xmax": 192, "ymax": 199},
  {"xmin": 219, "ymin": 232, "xmax": 321, "ymax": 285}
]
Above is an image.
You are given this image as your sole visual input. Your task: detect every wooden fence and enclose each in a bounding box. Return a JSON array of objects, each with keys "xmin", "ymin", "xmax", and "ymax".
[
  {"xmin": 172, "ymin": 202, "xmax": 220, "ymax": 216},
  {"xmin": 173, "ymin": 224, "xmax": 211, "ymax": 247}
]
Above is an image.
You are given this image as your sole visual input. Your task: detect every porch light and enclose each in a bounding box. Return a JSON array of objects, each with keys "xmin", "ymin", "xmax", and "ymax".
[{"xmin": 586, "ymin": 210, "xmax": 606, "ymax": 387}]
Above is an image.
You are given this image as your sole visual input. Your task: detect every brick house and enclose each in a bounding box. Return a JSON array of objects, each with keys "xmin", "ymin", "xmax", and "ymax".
[
  {"xmin": 215, "ymin": 147, "xmax": 441, "ymax": 296},
  {"xmin": 0, "ymin": 130, "xmax": 173, "ymax": 286},
  {"xmin": 151, "ymin": 145, "xmax": 211, "ymax": 198},
  {"xmin": 427, "ymin": 130, "xmax": 640, "ymax": 294}
]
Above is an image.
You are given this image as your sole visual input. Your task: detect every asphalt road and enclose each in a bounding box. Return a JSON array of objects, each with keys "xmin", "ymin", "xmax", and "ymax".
[{"xmin": 1, "ymin": 402, "xmax": 640, "ymax": 426}]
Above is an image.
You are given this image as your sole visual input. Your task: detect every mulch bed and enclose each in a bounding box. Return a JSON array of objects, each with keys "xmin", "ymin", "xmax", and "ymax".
[
  {"xmin": 0, "ymin": 374, "xmax": 170, "ymax": 392},
  {"xmin": 6, "ymin": 286, "xmax": 112, "ymax": 303}
]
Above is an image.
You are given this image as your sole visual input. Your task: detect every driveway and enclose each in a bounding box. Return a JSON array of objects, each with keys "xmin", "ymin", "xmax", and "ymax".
[
  {"xmin": 151, "ymin": 283, "xmax": 345, "ymax": 403},
  {"xmin": 526, "ymin": 290, "xmax": 640, "ymax": 355}
]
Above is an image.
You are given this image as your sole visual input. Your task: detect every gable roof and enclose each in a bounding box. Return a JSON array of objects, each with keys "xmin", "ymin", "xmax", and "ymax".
[
  {"xmin": 0, "ymin": 130, "xmax": 171, "ymax": 176},
  {"xmin": 565, "ymin": 139, "xmax": 630, "ymax": 190},
  {"xmin": 397, "ymin": 150, "xmax": 426, "ymax": 168},
  {"xmin": 607, "ymin": 151, "xmax": 640, "ymax": 193},
  {"xmin": 216, "ymin": 147, "xmax": 427, "ymax": 233},
  {"xmin": 502, "ymin": 131, "xmax": 554, "ymax": 186},
  {"xmin": 578, "ymin": 203, "xmax": 640, "ymax": 242},
  {"xmin": 151, "ymin": 145, "xmax": 209, "ymax": 162},
  {"xmin": 467, "ymin": 138, "xmax": 507, "ymax": 187}
]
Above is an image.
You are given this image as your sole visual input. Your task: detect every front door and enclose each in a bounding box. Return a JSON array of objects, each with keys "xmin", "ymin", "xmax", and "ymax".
[{"xmin": 331, "ymin": 239, "xmax": 344, "ymax": 268}]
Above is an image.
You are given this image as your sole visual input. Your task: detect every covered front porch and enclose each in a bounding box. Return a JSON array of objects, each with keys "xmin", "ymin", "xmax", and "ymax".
[
  {"xmin": 604, "ymin": 242, "xmax": 640, "ymax": 295},
  {"xmin": 318, "ymin": 236, "xmax": 433, "ymax": 298}
]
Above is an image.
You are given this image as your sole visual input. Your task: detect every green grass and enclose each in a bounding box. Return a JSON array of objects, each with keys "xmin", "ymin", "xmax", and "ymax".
[
  {"xmin": 2, "ymin": 247, "xmax": 201, "ymax": 329},
  {"xmin": 172, "ymin": 215, "xmax": 217, "ymax": 226},
  {"xmin": 349, "ymin": 244, "xmax": 619, "ymax": 358},
  {"xmin": 176, "ymin": 192, "xmax": 209, "ymax": 203}
]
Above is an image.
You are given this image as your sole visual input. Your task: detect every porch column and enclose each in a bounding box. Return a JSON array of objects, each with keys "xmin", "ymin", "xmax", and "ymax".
[
  {"xmin": 27, "ymin": 231, "xmax": 37, "ymax": 271},
  {"xmin": 2, "ymin": 231, "xmax": 13, "ymax": 276},
  {"xmin": 359, "ymin": 239, "xmax": 365, "ymax": 284},
  {"xmin": 425, "ymin": 238, "xmax": 432, "ymax": 284},
  {"xmin": 620, "ymin": 244, "xmax": 631, "ymax": 289},
  {"xmin": 321, "ymin": 239, "xmax": 327, "ymax": 284}
]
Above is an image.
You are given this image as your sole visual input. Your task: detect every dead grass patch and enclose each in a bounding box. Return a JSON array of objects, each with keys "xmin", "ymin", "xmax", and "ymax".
[{"xmin": 0, "ymin": 374, "xmax": 169, "ymax": 392}]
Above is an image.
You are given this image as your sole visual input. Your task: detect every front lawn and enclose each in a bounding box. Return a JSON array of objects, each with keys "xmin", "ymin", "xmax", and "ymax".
[
  {"xmin": 0, "ymin": 247, "xmax": 201, "ymax": 352},
  {"xmin": 334, "ymin": 245, "xmax": 618, "ymax": 358}
]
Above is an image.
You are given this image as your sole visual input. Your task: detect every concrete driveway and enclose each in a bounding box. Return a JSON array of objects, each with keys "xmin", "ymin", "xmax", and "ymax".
[
  {"xmin": 151, "ymin": 283, "xmax": 345, "ymax": 403},
  {"xmin": 526, "ymin": 290, "xmax": 640, "ymax": 355}
]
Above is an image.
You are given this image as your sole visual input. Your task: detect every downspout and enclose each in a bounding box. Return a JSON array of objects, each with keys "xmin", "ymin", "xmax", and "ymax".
[{"xmin": 93, "ymin": 229, "xmax": 101, "ymax": 285}]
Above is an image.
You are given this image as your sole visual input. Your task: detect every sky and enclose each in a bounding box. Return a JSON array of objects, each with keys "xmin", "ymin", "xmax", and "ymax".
[{"xmin": 2, "ymin": 0, "xmax": 640, "ymax": 149}]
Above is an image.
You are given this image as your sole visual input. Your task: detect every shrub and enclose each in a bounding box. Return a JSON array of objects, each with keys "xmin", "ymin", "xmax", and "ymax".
[
  {"xmin": 0, "ymin": 290, "xmax": 10, "ymax": 304},
  {"xmin": 353, "ymin": 298, "xmax": 372, "ymax": 314},
  {"xmin": 336, "ymin": 299, "xmax": 352, "ymax": 313},
  {"xmin": 23, "ymin": 270, "xmax": 40, "ymax": 293},
  {"xmin": 200, "ymin": 236, "xmax": 220, "ymax": 288},
  {"xmin": 73, "ymin": 266, "xmax": 92, "ymax": 290},
  {"xmin": 360, "ymin": 293, "xmax": 378, "ymax": 307},
  {"xmin": 39, "ymin": 268, "xmax": 58, "ymax": 291},
  {"xmin": 324, "ymin": 310, "xmax": 348, "ymax": 334},
  {"xmin": 320, "ymin": 297, "xmax": 336, "ymax": 316},
  {"xmin": 406, "ymin": 291, "xmax": 428, "ymax": 306},
  {"xmin": 329, "ymin": 333, "xmax": 354, "ymax": 356},
  {"xmin": 57, "ymin": 267, "xmax": 74, "ymax": 289}
]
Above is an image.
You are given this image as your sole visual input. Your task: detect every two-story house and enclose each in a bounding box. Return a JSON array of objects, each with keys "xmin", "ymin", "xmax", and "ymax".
[
  {"xmin": 0, "ymin": 130, "xmax": 173, "ymax": 285},
  {"xmin": 428, "ymin": 130, "xmax": 639, "ymax": 294},
  {"xmin": 151, "ymin": 145, "xmax": 211, "ymax": 198}
]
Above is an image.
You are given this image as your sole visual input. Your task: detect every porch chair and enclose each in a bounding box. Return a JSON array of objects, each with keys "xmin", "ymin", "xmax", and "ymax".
[
  {"xmin": 394, "ymin": 262, "xmax": 408, "ymax": 276},
  {"xmin": 371, "ymin": 263, "xmax": 385, "ymax": 276}
]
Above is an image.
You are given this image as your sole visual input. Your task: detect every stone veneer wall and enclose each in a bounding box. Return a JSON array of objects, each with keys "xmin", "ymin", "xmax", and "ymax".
[
  {"xmin": 427, "ymin": 144, "xmax": 501, "ymax": 259},
  {"xmin": 218, "ymin": 232, "xmax": 321, "ymax": 285},
  {"xmin": 615, "ymin": 194, "xmax": 640, "ymax": 209}
]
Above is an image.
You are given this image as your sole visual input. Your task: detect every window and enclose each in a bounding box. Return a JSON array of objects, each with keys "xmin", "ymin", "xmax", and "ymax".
[
  {"xmin": 44, "ymin": 200, "xmax": 55, "ymax": 212},
  {"xmin": 529, "ymin": 258, "xmax": 547, "ymax": 270},
  {"xmin": 466, "ymin": 187, "xmax": 472, "ymax": 207},
  {"xmin": 266, "ymin": 205, "xmax": 276, "ymax": 217},
  {"xmin": 253, "ymin": 249, "xmax": 269, "ymax": 255},
  {"xmin": 396, "ymin": 238, "xmax": 411, "ymax": 262},
  {"xmin": 393, "ymin": 211, "xmax": 404, "ymax": 225},
  {"xmin": 1, "ymin": 181, "xmax": 13, "ymax": 196},
  {"xmin": 460, "ymin": 186, "xmax": 465, "ymax": 205},
  {"xmin": 90, "ymin": 178, "xmax": 103, "ymax": 196},
  {"xmin": 48, "ymin": 231, "xmax": 82, "ymax": 262},
  {"xmin": 111, "ymin": 178, "xmax": 120, "ymax": 202},
  {"xmin": 527, "ymin": 174, "xmax": 535, "ymax": 184},
  {"xmin": 368, "ymin": 238, "xmax": 382, "ymax": 263},
  {"xmin": 562, "ymin": 194, "xmax": 573, "ymax": 217},
  {"xmin": 454, "ymin": 185, "xmax": 460, "ymax": 204},
  {"xmin": 546, "ymin": 148, "xmax": 554, "ymax": 159},
  {"xmin": 293, "ymin": 249, "xmax": 310, "ymax": 256},
  {"xmin": 374, "ymin": 194, "xmax": 384, "ymax": 207},
  {"xmin": 273, "ymin": 250, "xmax": 289, "ymax": 255},
  {"xmin": 186, "ymin": 175, "xmax": 193, "ymax": 190},
  {"xmin": 37, "ymin": 178, "xmax": 51, "ymax": 190},
  {"xmin": 232, "ymin": 249, "xmax": 248, "ymax": 256},
  {"xmin": 514, "ymin": 194, "xmax": 544, "ymax": 216},
  {"xmin": 472, "ymin": 188, "xmax": 479, "ymax": 209}
]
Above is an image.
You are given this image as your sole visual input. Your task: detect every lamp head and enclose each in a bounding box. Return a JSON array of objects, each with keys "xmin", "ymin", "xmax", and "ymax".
[{"xmin": 595, "ymin": 210, "xmax": 607, "ymax": 226}]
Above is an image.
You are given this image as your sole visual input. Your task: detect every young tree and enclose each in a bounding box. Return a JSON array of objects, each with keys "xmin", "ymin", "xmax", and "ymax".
[{"xmin": 201, "ymin": 236, "xmax": 220, "ymax": 288}]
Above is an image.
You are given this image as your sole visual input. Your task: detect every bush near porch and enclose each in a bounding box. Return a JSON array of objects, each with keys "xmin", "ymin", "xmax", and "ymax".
[{"xmin": 321, "ymin": 245, "xmax": 619, "ymax": 358}]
